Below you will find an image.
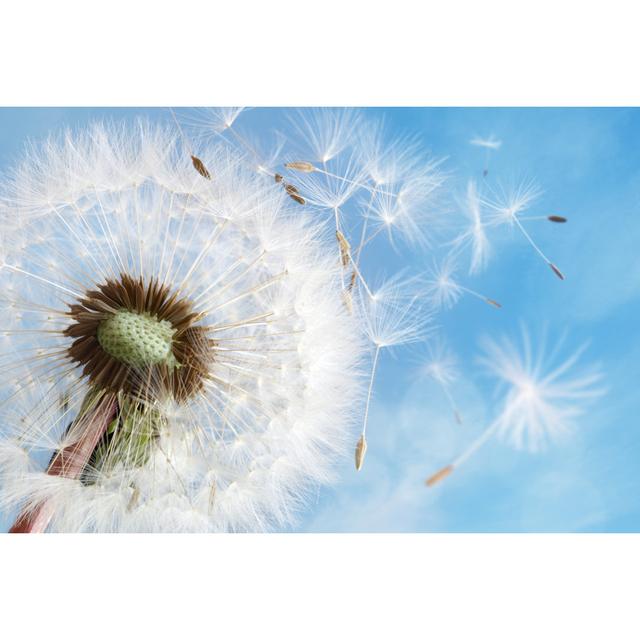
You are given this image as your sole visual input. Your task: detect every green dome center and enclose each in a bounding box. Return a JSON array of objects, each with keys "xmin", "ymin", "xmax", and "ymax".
[{"xmin": 97, "ymin": 310, "xmax": 178, "ymax": 368}]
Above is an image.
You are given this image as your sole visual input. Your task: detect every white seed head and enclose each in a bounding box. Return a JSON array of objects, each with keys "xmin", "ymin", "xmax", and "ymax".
[{"xmin": 0, "ymin": 122, "xmax": 365, "ymax": 532}]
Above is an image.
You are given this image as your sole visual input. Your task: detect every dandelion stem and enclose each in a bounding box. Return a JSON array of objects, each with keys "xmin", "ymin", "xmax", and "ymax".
[{"xmin": 9, "ymin": 393, "xmax": 118, "ymax": 533}]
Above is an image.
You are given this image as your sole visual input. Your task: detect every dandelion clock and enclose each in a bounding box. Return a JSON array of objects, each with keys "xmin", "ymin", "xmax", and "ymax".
[{"xmin": 0, "ymin": 123, "xmax": 364, "ymax": 532}]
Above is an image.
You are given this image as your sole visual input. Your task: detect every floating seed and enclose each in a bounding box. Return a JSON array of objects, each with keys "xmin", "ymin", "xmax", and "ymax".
[
  {"xmin": 425, "ymin": 464, "xmax": 453, "ymax": 487},
  {"xmin": 549, "ymin": 262, "xmax": 565, "ymax": 280}
]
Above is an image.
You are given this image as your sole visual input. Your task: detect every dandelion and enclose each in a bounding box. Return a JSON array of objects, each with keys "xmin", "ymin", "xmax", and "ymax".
[
  {"xmin": 485, "ymin": 180, "xmax": 565, "ymax": 280},
  {"xmin": 0, "ymin": 122, "xmax": 364, "ymax": 532},
  {"xmin": 422, "ymin": 254, "xmax": 501, "ymax": 310},
  {"xmin": 425, "ymin": 329, "xmax": 603, "ymax": 487}
]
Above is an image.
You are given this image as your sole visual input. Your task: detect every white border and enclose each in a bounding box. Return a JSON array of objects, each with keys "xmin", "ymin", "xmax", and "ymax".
[
  {"xmin": 1, "ymin": 534, "xmax": 638, "ymax": 638},
  {"xmin": 1, "ymin": 1, "xmax": 639, "ymax": 105}
]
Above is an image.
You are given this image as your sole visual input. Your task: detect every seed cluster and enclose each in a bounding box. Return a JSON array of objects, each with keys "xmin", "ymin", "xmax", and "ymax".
[
  {"xmin": 97, "ymin": 310, "xmax": 178, "ymax": 369},
  {"xmin": 65, "ymin": 274, "xmax": 213, "ymax": 402}
]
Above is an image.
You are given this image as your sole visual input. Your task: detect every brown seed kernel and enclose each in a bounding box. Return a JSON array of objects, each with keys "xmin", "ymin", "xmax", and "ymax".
[{"xmin": 191, "ymin": 155, "xmax": 211, "ymax": 180}]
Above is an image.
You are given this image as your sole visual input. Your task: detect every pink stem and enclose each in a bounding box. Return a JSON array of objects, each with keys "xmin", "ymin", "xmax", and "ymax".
[{"xmin": 9, "ymin": 393, "xmax": 118, "ymax": 533}]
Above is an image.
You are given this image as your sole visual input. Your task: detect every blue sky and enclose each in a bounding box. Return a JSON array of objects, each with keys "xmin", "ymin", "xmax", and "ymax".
[{"xmin": 1, "ymin": 107, "xmax": 639, "ymax": 533}]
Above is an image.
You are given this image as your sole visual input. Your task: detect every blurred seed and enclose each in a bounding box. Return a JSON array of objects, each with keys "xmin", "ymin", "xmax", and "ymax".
[
  {"xmin": 127, "ymin": 485, "xmax": 140, "ymax": 512},
  {"xmin": 191, "ymin": 155, "xmax": 211, "ymax": 180},
  {"xmin": 355, "ymin": 434, "xmax": 367, "ymax": 471},
  {"xmin": 289, "ymin": 193, "xmax": 306, "ymax": 205},
  {"xmin": 548, "ymin": 215, "xmax": 567, "ymax": 223},
  {"xmin": 336, "ymin": 230, "xmax": 351, "ymax": 267},
  {"xmin": 285, "ymin": 161, "xmax": 315, "ymax": 173},
  {"xmin": 425, "ymin": 465, "xmax": 453, "ymax": 487},
  {"xmin": 485, "ymin": 298, "xmax": 502, "ymax": 309},
  {"xmin": 549, "ymin": 262, "xmax": 565, "ymax": 280},
  {"xmin": 274, "ymin": 173, "xmax": 283, "ymax": 183},
  {"xmin": 348, "ymin": 270, "xmax": 357, "ymax": 292},
  {"xmin": 454, "ymin": 410, "xmax": 463, "ymax": 425},
  {"xmin": 285, "ymin": 184, "xmax": 299, "ymax": 195}
]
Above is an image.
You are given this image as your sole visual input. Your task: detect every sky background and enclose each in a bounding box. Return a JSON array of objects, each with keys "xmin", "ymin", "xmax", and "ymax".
[{"xmin": 0, "ymin": 107, "xmax": 639, "ymax": 533}]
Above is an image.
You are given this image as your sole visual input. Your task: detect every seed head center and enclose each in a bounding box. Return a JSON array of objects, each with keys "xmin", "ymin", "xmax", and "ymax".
[{"xmin": 97, "ymin": 310, "xmax": 178, "ymax": 368}]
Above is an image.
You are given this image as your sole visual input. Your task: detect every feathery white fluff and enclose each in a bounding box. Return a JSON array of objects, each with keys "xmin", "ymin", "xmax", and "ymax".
[
  {"xmin": 479, "ymin": 330, "xmax": 604, "ymax": 452},
  {"xmin": 0, "ymin": 122, "xmax": 364, "ymax": 532}
]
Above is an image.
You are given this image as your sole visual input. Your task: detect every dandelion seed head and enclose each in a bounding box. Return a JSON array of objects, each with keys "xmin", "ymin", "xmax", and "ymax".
[{"xmin": 0, "ymin": 122, "xmax": 364, "ymax": 532}]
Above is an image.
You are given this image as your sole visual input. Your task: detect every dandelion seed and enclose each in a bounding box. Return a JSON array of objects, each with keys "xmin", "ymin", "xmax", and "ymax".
[
  {"xmin": 288, "ymin": 193, "xmax": 306, "ymax": 205},
  {"xmin": 336, "ymin": 230, "xmax": 351, "ymax": 267},
  {"xmin": 285, "ymin": 161, "xmax": 316, "ymax": 173},
  {"xmin": 425, "ymin": 329, "xmax": 603, "ymax": 487},
  {"xmin": 518, "ymin": 214, "xmax": 568, "ymax": 223},
  {"xmin": 355, "ymin": 434, "xmax": 367, "ymax": 471},
  {"xmin": 422, "ymin": 255, "xmax": 501, "ymax": 310},
  {"xmin": 470, "ymin": 135, "xmax": 502, "ymax": 177},
  {"xmin": 425, "ymin": 464, "xmax": 453, "ymax": 487},
  {"xmin": 485, "ymin": 181, "xmax": 565, "ymax": 279},
  {"xmin": 354, "ymin": 285, "xmax": 430, "ymax": 470},
  {"xmin": 191, "ymin": 155, "xmax": 211, "ymax": 180}
]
